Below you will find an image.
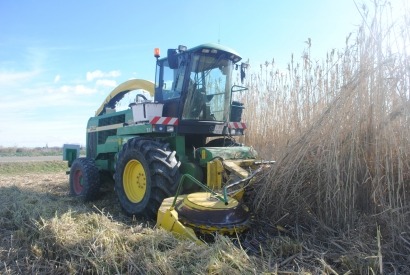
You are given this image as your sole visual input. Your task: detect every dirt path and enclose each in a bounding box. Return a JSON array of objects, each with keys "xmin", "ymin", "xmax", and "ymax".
[{"xmin": 0, "ymin": 155, "xmax": 63, "ymax": 162}]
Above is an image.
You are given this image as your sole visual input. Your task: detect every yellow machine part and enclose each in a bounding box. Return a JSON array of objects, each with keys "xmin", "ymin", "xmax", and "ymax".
[
  {"xmin": 206, "ymin": 159, "xmax": 257, "ymax": 201},
  {"xmin": 95, "ymin": 79, "xmax": 155, "ymax": 116},
  {"xmin": 123, "ymin": 159, "xmax": 146, "ymax": 203},
  {"xmin": 206, "ymin": 159, "xmax": 224, "ymax": 190},
  {"xmin": 157, "ymin": 196, "xmax": 202, "ymax": 244},
  {"xmin": 223, "ymin": 160, "xmax": 250, "ymax": 178},
  {"xmin": 157, "ymin": 192, "xmax": 250, "ymax": 241},
  {"xmin": 157, "ymin": 158, "xmax": 264, "ymax": 242}
]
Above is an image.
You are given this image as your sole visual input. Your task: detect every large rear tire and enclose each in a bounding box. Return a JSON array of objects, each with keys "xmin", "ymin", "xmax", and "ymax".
[
  {"xmin": 114, "ymin": 138, "xmax": 180, "ymax": 219},
  {"xmin": 69, "ymin": 157, "xmax": 100, "ymax": 201}
]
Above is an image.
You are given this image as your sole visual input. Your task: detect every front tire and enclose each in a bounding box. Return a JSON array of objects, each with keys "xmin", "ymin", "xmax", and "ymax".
[
  {"xmin": 69, "ymin": 157, "xmax": 100, "ymax": 201},
  {"xmin": 114, "ymin": 138, "xmax": 180, "ymax": 219}
]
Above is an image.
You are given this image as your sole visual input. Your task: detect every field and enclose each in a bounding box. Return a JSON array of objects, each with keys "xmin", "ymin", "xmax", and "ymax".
[
  {"xmin": 1, "ymin": 2, "xmax": 410, "ymax": 274},
  {"xmin": 0, "ymin": 161, "xmax": 280, "ymax": 274},
  {"xmin": 1, "ymin": 160, "xmax": 390, "ymax": 274}
]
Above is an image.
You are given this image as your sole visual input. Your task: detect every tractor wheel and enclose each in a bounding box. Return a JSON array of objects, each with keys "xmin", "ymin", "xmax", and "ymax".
[
  {"xmin": 114, "ymin": 138, "xmax": 181, "ymax": 219},
  {"xmin": 69, "ymin": 157, "xmax": 100, "ymax": 201}
]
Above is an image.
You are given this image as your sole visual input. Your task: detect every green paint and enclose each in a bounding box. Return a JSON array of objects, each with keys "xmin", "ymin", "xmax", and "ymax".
[{"xmin": 196, "ymin": 146, "xmax": 258, "ymax": 166}]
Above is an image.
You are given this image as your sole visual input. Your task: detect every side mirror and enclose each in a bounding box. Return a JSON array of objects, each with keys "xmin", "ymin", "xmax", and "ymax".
[
  {"xmin": 240, "ymin": 62, "xmax": 249, "ymax": 84},
  {"xmin": 167, "ymin": 49, "xmax": 178, "ymax": 69}
]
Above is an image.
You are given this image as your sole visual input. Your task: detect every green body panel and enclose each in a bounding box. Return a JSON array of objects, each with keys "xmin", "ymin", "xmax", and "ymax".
[
  {"xmin": 98, "ymin": 136, "xmax": 121, "ymax": 152},
  {"xmin": 86, "ymin": 109, "xmax": 134, "ymax": 130},
  {"xmin": 117, "ymin": 124, "xmax": 154, "ymax": 136},
  {"xmin": 170, "ymin": 136, "xmax": 187, "ymax": 161},
  {"xmin": 84, "ymin": 118, "xmax": 256, "ymax": 179},
  {"xmin": 95, "ymin": 159, "xmax": 111, "ymax": 171},
  {"xmin": 62, "ymin": 144, "xmax": 80, "ymax": 167},
  {"xmin": 196, "ymin": 147, "xmax": 258, "ymax": 166},
  {"xmin": 65, "ymin": 149, "xmax": 77, "ymax": 167},
  {"xmin": 179, "ymin": 161, "xmax": 204, "ymax": 192}
]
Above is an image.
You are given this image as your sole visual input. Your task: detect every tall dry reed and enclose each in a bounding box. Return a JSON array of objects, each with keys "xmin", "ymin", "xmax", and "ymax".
[{"xmin": 235, "ymin": 1, "xmax": 410, "ymax": 267}]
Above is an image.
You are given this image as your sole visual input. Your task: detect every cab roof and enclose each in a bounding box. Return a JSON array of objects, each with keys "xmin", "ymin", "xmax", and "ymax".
[
  {"xmin": 159, "ymin": 43, "xmax": 242, "ymax": 63},
  {"xmin": 188, "ymin": 43, "xmax": 242, "ymax": 62}
]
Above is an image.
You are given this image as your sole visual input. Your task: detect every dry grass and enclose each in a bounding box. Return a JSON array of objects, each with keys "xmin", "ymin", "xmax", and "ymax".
[
  {"xmin": 0, "ymin": 163, "xmax": 370, "ymax": 274},
  {"xmin": 234, "ymin": 1, "xmax": 410, "ymax": 273},
  {"xmin": 0, "ymin": 164, "xmax": 266, "ymax": 274}
]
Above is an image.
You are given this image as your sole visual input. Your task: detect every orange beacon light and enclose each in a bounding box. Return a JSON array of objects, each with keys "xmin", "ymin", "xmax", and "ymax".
[{"xmin": 154, "ymin": 48, "xmax": 160, "ymax": 58}]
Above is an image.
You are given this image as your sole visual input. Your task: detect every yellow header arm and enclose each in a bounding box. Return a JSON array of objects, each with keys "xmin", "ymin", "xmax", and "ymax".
[{"xmin": 95, "ymin": 79, "xmax": 155, "ymax": 116}]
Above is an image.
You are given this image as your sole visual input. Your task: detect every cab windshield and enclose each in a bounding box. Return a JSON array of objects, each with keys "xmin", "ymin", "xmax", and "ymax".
[{"xmin": 182, "ymin": 54, "xmax": 233, "ymax": 121}]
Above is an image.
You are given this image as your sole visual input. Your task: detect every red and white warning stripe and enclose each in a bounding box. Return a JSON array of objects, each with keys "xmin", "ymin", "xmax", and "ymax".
[
  {"xmin": 228, "ymin": 122, "xmax": 247, "ymax": 129},
  {"xmin": 149, "ymin": 116, "xmax": 179, "ymax": 125}
]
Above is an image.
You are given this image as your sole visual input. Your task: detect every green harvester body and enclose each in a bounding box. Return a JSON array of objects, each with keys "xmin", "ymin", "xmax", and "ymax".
[{"xmin": 64, "ymin": 43, "xmax": 270, "ymax": 242}]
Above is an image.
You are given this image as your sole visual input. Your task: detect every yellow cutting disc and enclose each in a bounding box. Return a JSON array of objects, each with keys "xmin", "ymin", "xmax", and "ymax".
[{"xmin": 174, "ymin": 192, "xmax": 250, "ymax": 235}]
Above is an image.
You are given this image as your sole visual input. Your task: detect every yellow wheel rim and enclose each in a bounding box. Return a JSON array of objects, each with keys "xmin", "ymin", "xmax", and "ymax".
[{"xmin": 123, "ymin": 159, "xmax": 147, "ymax": 203}]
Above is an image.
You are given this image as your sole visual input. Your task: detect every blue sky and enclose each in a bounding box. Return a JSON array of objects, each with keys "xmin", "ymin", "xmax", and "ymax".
[{"xmin": 0, "ymin": 0, "xmax": 405, "ymax": 147}]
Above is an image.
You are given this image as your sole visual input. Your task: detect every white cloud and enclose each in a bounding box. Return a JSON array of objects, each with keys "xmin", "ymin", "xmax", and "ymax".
[
  {"xmin": 54, "ymin": 74, "xmax": 61, "ymax": 83},
  {"xmin": 0, "ymin": 70, "xmax": 40, "ymax": 86},
  {"xmin": 56, "ymin": 85, "xmax": 97, "ymax": 95},
  {"xmin": 86, "ymin": 70, "xmax": 103, "ymax": 81},
  {"xmin": 86, "ymin": 70, "xmax": 121, "ymax": 81},
  {"xmin": 74, "ymin": 85, "xmax": 97, "ymax": 94},
  {"xmin": 96, "ymin": 79, "xmax": 117, "ymax": 88}
]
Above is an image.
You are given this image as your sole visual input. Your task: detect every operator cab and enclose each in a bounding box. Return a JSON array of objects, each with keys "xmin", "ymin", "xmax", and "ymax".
[{"xmin": 154, "ymin": 43, "xmax": 247, "ymax": 135}]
